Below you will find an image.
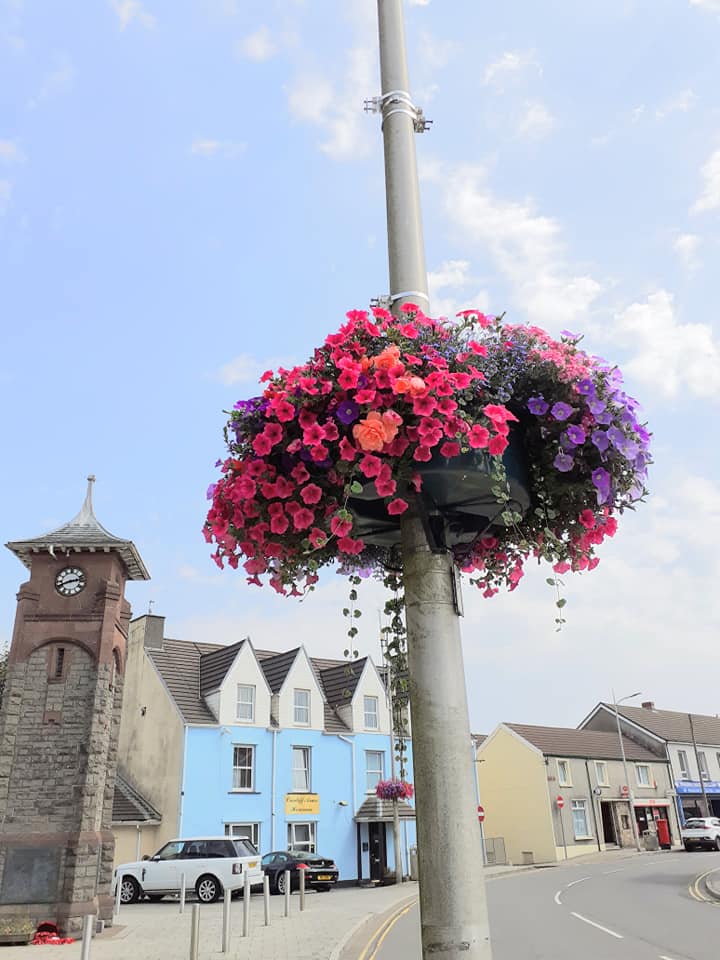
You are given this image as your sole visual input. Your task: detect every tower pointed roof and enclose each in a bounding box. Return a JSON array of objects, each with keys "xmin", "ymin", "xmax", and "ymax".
[{"xmin": 5, "ymin": 475, "xmax": 150, "ymax": 580}]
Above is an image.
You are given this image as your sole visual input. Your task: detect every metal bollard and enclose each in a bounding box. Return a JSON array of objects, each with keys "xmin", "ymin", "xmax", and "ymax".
[
  {"xmin": 263, "ymin": 874, "xmax": 270, "ymax": 926},
  {"xmin": 284, "ymin": 870, "xmax": 290, "ymax": 917},
  {"xmin": 299, "ymin": 866, "xmax": 306, "ymax": 912},
  {"xmin": 222, "ymin": 888, "xmax": 231, "ymax": 953},
  {"xmin": 79, "ymin": 914, "xmax": 94, "ymax": 960},
  {"xmin": 189, "ymin": 904, "xmax": 200, "ymax": 960},
  {"xmin": 179, "ymin": 873, "xmax": 186, "ymax": 914},
  {"xmin": 113, "ymin": 874, "xmax": 122, "ymax": 919},
  {"xmin": 242, "ymin": 870, "xmax": 250, "ymax": 937}
]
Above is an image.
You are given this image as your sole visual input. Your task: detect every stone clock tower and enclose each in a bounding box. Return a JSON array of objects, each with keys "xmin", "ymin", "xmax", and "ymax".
[{"xmin": 0, "ymin": 477, "xmax": 149, "ymax": 933}]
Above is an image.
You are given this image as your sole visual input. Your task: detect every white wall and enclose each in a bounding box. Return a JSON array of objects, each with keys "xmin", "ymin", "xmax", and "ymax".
[
  {"xmin": 351, "ymin": 662, "xmax": 391, "ymax": 734},
  {"xmin": 216, "ymin": 642, "xmax": 272, "ymax": 726},
  {"xmin": 276, "ymin": 649, "xmax": 325, "ymax": 730}
]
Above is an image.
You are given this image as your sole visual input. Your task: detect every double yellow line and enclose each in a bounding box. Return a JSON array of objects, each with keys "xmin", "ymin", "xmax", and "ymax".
[
  {"xmin": 689, "ymin": 867, "xmax": 720, "ymax": 903},
  {"xmin": 357, "ymin": 897, "xmax": 418, "ymax": 960}
]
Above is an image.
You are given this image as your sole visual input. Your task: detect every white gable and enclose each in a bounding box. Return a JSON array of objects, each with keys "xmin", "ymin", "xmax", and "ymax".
[
  {"xmin": 216, "ymin": 641, "xmax": 272, "ymax": 727},
  {"xmin": 350, "ymin": 660, "xmax": 391, "ymax": 734},
  {"xmin": 276, "ymin": 647, "xmax": 325, "ymax": 730}
]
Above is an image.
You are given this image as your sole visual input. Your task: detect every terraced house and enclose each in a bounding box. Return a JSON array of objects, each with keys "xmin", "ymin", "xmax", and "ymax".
[{"xmin": 114, "ymin": 614, "xmax": 415, "ymax": 884}]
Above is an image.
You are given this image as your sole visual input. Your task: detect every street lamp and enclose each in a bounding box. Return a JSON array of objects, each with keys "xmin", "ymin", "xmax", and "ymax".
[{"xmin": 612, "ymin": 689, "xmax": 642, "ymax": 852}]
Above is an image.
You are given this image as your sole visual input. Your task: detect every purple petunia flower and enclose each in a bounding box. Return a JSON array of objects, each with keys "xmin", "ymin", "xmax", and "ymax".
[
  {"xmin": 591, "ymin": 467, "xmax": 612, "ymax": 504},
  {"xmin": 560, "ymin": 330, "xmax": 580, "ymax": 341},
  {"xmin": 336, "ymin": 400, "xmax": 360, "ymax": 425},
  {"xmin": 564, "ymin": 425, "xmax": 586, "ymax": 447},
  {"xmin": 619, "ymin": 438, "xmax": 640, "ymax": 459},
  {"xmin": 591, "ymin": 430, "xmax": 610, "ymax": 452},
  {"xmin": 206, "ymin": 483, "xmax": 217, "ymax": 500},
  {"xmin": 528, "ymin": 396, "xmax": 550, "ymax": 416},
  {"xmin": 588, "ymin": 399, "xmax": 606, "ymax": 417},
  {"xmin": 576, "ymin": 378, "xmax": 596, "ymax": 399},
  {"xmin": 553, "ymin": 452, "xmax": 575, "ymax": 472},
  {"xmin": 607, "ymin": 426, "xmax": 625, "ymax": 448},
  {"xmin": 595, "ymin": 409, "xmax": 613, "ymax": 425},
  {"xmin": 551, "ymin": 402, "xmax": 574, "ymax": 421}
]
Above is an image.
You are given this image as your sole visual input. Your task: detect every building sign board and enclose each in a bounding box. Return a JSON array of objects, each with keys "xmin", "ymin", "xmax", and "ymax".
[{"xmin": 285, "ymin": 793, "xmax": 320, "ymax": 815}]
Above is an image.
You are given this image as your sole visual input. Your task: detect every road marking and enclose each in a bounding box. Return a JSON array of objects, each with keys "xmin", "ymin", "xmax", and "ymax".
[
  {"xmin": 688, "ymin": 866, "xmax": 720, "ymax": 903},
  {"xmin": 357, "ymin": 900, "xmax": 416, "ymax": 960},
  {"xmin": 566, "ymin": 876, "xmax": 591, "ymax": 887},
  {"xmin": 602, "ymin": 868, "xmax": 623, "ymax": 875},
  {"xmin": 659, "ymin": 955, "xmax": 678, "ymax": 959},
  {"xmin": 570, "ymin": 912, "xmax": 624, "ymax": 939},
  {"xmin": 554, "ymin": 890, "xmax": 562, "ymax": 905}
]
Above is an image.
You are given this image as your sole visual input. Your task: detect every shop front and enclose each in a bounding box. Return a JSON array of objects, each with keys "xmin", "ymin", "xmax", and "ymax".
[
  {"xmin": 676, "ymin": 781, "xmax": 720, "ymax": 821},
  {"xmin": 353, "ymin": 796, "xmax": 416, "ymax": 883},
  {"xmin": 633, "ymin": 799, "xmax": 674, "ymax": 848}
]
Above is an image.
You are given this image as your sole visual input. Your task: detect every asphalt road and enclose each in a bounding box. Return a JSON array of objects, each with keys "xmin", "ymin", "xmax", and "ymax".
[{"xmin": 370, "ymin": 852, "xmax": 720, "ymax": 960}]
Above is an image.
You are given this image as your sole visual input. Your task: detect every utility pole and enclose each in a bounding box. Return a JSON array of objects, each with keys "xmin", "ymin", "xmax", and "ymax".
[
  {"xmin": 689, "ymin": 713, "xmax": 711, "ymax": 817},
  {"xmin": 374, "ymin": 2, "xmax": 491, "ymax": 956},
  {"xmin": 612, "ymin": 690, "xmax": 642, "ymax": 851}
]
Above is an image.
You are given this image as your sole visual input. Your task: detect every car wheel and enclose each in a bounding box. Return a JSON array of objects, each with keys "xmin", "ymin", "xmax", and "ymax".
[
  {"xmin": 714, "ymin": 837, "xmax": 720, "ymax": 852},
  {"xmin": 196, "ymin": 874, "xmax": 222, "ymax": 904},
  {"xmin": 146, "ymin": 894, "xmax": 165, "ymax": 903},
  {"xmin": 120, "ymin": 876, "xmax": 141, "ymax": 904},
  {"xmin": 684, "ymin": 843, "xmax": 693, "ymax": 851},
  {"xmin": 277, "ymin": 871, "xmax": 291, "ymax": 895}
]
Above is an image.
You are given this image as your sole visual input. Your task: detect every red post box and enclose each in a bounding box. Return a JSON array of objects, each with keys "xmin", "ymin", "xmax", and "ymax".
[{"xmin": 656, "ymin": 818, "xmax": 671, "ymax": 849}]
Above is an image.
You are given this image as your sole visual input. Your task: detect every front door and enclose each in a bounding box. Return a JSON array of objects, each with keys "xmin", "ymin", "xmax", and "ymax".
[
  {"xmin": 600, "ymin": 802, "xmax": 617, "ymax": 845},
  {"xmin": 368, "ymin": 823, "xmax": 386, "ymax": 882}
]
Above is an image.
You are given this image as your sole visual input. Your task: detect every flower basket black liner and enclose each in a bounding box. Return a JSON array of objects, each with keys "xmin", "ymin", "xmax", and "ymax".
[{"xmin": 348, "ymin": 427, "xmax": 530, "ymax": 549}]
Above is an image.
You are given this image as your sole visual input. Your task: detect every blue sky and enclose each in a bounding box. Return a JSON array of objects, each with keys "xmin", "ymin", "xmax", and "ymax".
[{"xmin": 1, "ymin": 0, "xmax": 719, "ymax": 733}]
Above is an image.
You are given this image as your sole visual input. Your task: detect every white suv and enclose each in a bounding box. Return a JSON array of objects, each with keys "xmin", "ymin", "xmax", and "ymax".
[
  {"xmin": 681, "ymin": 817, "xmax": 720, "ymax": 852},
  {"xmin": 113, "ymin": 836, "xmax": 262, "ymax": 903}
]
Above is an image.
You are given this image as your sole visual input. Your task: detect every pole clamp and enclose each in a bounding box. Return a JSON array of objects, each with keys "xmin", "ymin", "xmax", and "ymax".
[
  {"xmin": 371, "ymin": 291, "xmax": 430, "ymax": 309},
  {"xmin": 364, "ymin": 90, "xmax": 433, "ymax": 133}
]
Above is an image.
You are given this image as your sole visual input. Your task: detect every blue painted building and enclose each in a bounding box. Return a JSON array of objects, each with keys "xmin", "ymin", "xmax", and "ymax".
[{"xmin": 115, "ymin": 615, "xmax": 416, "ymax": 883}]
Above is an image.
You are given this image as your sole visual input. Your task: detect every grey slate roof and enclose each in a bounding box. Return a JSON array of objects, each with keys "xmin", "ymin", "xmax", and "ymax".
[
  {"xmin": 148, "ymin": 636, "xmax": 363, "ymax": 732},
  {"xmin": 5, "ymin": 476, "xmax": 149, "ymax": 580},
  {"xmin": 603, "ymin": 704, "xmax": 720, "ymax": 745},
  {"xmin": 354, "ymin": 796, "xmax": 415, "ymax": 822},
  {"xmin": 259, "ymin": 648, "xmax": 300, "ymax": 693},
  {"xmin": 507, "ymin": 723, "xmax": 661, "ymax": 762},
  {"xmin": 319, "ymin": 658, "xmax": 367, "ymax": 707},
  {"xmin": 113, "ymin": 773, "xmax": 161, "ymax": 824},
  {"xmin": 199, "ymin": 638, "xmax": 247, "ymax": 696}
]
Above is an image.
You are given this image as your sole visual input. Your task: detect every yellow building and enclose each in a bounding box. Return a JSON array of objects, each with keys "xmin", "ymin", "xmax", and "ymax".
[{"xmin": 475, "ymin": 723, "xmax": 679, "ymax": 865}]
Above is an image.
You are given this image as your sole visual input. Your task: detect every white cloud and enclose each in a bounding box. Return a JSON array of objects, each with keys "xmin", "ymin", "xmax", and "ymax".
[
  {"xmin": 236, "ymin": 25, "xmax": 276, "ymax": 62},
  {"xmin": 692, "ymin": 148, "xmax": 720, "ymax": 212},
  {"xmin": 607, "ymin": 290, "xmax": 720, "ymax": 398},
  {"xmin": 0, "ymin": 180, "xmax": 11, "ymax": 215},
  {"xmin": 673, "ymin": 233, "xmax": 701, "ymax": 269},
  {"xmin": 189, "ymin": 138, "xmax": 246, "ymax": 158},
  {"xmin": 28, "ymin": 55, "xmax": 75, "ymax": 109},
  {"xmin": 110, "ymin": 0, "xmax": 155, "ymax": 30},
  {"xmin": 689, "ymin": 0, "xmax": 720, "ymax": 11},
  {"xmin": 516, "ymin": 101, "xmax": 556, "ymax": 140},
  {"xmin": 428, "ymin": 163, "xmax": 603, "ymax": 327},
  {"xmin": 418, "ymin": 29, "xmax": 457, "ymax": 69},
  {"xmin": 0, "ymin": 140, "xmax": 23, "ymax": 163},
  {"xmin": 286, "ymin": 46, "xmax": 375, "ymax": 161},
  {"xmin": 216, "ymin": 353, "xmax": 296, "ymax": 386},
  {"xmin": 482, "ymin": 51, "xmax": 541, "ymax": 90},
  {"xmin": 655, "ymin": 88, "xmax": 696, "ymax": 119},
  {"xmin": 428, "ymin": 260, "xmax": 489, "ymax": 319}
]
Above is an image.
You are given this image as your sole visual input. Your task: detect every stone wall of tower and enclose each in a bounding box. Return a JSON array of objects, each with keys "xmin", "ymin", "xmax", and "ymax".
[{"xmin": 0, "ymin": 552, "xmax": 134, "ymax": 934}]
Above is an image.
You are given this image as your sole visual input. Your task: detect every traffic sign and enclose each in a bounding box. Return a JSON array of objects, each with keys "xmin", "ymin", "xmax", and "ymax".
[
  {"xmin": 477, "ymin": 805, "xmax": 485, "ymax": 823},
  {"xmin": 556, "ymin": 795, "xmax": 564, "ymax": 809}
]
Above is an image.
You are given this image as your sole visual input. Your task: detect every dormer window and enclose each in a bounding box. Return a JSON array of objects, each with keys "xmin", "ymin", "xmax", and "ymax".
[
  {"xmin": 364, "ymin": 695, "xmax": 379, "ymax": 729},
  {"xmin": 236, "ymin": 684, "xmax": 255, "ymax": 722},
  {"xmin": 294, "ymin": 689, "xmax": 310, "ymax": 725}
]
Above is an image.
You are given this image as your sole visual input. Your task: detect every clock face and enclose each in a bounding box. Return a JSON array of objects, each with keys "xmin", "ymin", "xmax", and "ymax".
[{"xmin": 54, "ymin": 567, "xmax": 87, "ymax": 597}]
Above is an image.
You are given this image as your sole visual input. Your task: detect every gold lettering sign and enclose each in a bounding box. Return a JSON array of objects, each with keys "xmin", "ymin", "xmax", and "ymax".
[{"xmin": 285, "ymin": 793, "xmax": 320, "ymax": 815}]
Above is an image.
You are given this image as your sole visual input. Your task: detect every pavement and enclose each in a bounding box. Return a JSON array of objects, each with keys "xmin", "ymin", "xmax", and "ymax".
[{"xmin": 0, "ymin": 850, "xmax": 686, "ymax": 959}]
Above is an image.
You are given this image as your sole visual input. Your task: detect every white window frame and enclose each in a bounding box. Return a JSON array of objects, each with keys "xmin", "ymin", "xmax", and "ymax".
[
  {"xmin": 594, "ymin": 761, "xmax": 609, "ymax": 786},
  {"xmin": 365, "ymin": 750, "xmax": 385, "ymax": 792},
  {"xmin": 571, "ymin": 799, "xmax": 592, "ymax": 839},
  {"xmin": 677, "ymin": 749, "xmax": 690, "ymax": 779},
  {"xmin": 292, "ymin": 746, "xmax": 311, "ymax": 792},
  {"xmin": 635, "ymin": 763, "xmax": 651, "ymax": 787},
  {"xmin": 364, "ymin": 695, "xmax": 379, "ymax": 730},
  {"xmin": 698, "ymin": 751, "xmax": 710, "ymax": 780},
  {"xmin": 225, "ymin": 822, "xmax": 260, "ymax": 848},
  {"xmin": 293, "ymin": 689, "xmax": 311, "ymax": 726},
  {"xmin": 232, "ymin": 744, "xmax": 255, "ymax": 792},
  {"xmin": 236, "ymin": 684, "xmax": 255, "ymax": 722},
  {"xmin": 287, "ymin": 821, "xmax": 316, "ymax": 854},
  {"xmin": 556, "ymin": 759, "xmax": 572, "ymax": 787}
]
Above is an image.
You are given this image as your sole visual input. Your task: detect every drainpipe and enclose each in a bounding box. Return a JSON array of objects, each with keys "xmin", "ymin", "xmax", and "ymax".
[
  {"xmin": 268, "ymin": 727, "xmax": 279, "ymax": 850},
  {"xmin": 584, "ymin": 760, "xmax": 602, "ymax": 852},
  {"xmin": 337, "ymin": 735, "xmax": 356, "ymax": 812},
  {"xmin": 178, "ymin": 725, "xmax": 189, "ymax": 834}
]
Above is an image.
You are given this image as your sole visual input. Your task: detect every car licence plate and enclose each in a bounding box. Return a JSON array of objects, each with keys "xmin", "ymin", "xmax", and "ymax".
[
  {"xmin": 249, "ymin": 861, "xmax": 258, "ymax": 868},
  {"xmin": 317, "ymin": 874, "xmax": 332, "ymax": 881}
]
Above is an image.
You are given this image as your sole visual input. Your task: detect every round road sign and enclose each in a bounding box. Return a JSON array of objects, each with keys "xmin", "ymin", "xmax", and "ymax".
[
  {"xmin": 556, "ymin": 795, "xmax": 565, "ymax": 809},
  {"xmin": 477, "ymin": 805, "xmax": 485, "ymax": 823}
]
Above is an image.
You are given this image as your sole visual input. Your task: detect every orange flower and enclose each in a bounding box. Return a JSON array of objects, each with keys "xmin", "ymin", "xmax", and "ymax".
[
  {"xmin": 373, "ymin": 345, "xmax": 402, "ymax": 372},
  {"xmin": 352, "ymin": 411, "xmax": 402, "ymax": 451},
  {"xmin": 392, "ymin": 375, "xmax": 426, "ymax": 397}
]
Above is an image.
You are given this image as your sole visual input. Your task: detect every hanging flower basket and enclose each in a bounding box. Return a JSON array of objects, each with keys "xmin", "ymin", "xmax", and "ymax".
[
  {"xmin": 376, "ymin": 779, "xmax": 414, "ymax": 801},
  {"xmin": 205, "ymin": 306, "xmax": 650, "ymax": 600}
]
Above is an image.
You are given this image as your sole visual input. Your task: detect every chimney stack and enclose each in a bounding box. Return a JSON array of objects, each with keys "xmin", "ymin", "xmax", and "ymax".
[{"xmin": 641, "ymin": 701, "xmax": 655, "ymax": 711}]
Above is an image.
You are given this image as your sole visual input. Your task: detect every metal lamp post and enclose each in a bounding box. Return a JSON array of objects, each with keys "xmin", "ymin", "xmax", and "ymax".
[
  {"xmin": 612, "ymin": 689, "xmax": 642, "ymax": 851},
  {"xmin": 372, "ymin": 2, "xmax": 491, "ymax": 957}
]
